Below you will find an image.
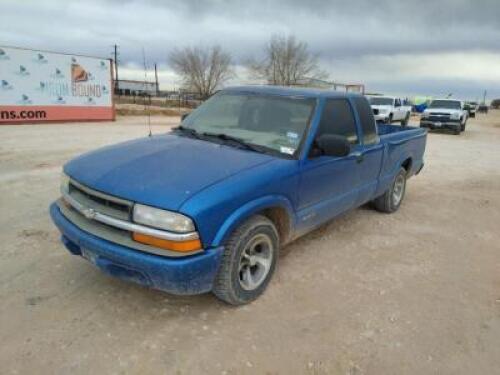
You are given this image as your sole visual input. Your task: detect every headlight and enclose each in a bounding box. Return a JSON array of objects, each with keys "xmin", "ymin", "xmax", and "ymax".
[
  {"xmin": 450, "ymin": 113, "xmax": 460, "ymax": 120},
  {"xmin": 61, "ymin": 172, "xmax": 70, "ymax": 194},
  {"xmin": 133, "ymin": 204, "xmax": 195, "ymax": 233}
]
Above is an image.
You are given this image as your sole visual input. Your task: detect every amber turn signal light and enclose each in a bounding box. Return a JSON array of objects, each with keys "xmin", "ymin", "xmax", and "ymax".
[{"xmin": 132, "ymin": 232, "xmax": 202, "ymax": 252}]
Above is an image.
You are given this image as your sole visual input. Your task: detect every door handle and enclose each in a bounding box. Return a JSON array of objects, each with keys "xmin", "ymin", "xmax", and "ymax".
[{"xmin": 352, "ymin": 152, "xmax": 364, "ymax": 163}]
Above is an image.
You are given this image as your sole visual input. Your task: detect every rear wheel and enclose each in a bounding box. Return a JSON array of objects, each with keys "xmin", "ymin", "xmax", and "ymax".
[
  {"xmin": 212, "ymin": 215, "xmax": 279, "ymax": 305},
  {"xmin": 373, "ymin": 167, "xmax": 407, "ymax": 213}
]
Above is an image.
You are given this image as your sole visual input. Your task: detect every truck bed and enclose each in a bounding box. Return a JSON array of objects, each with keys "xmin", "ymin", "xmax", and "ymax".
[
  {"xmin": 374, "ymin": 123, "xmax": 427, "ymax": 197},
  {"xmin": 377, "ymin": 123, "xmax": 425, "ymax": 137}
]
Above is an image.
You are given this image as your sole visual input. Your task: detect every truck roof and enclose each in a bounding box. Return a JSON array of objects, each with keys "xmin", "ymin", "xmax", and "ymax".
[
  {"xmin": 432, "ymin": 98, "xmax": 461, "ymax": 102},
  {"xmin": 223, "ymin": 85, "xmax": 363, "ymax": 99},
  {"xmin": 367, "ymin": 95, "xmax": 396, "ymax": 100}
]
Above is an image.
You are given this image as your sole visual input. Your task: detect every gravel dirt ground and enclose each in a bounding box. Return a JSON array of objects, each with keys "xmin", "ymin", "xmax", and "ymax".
[{"xmin": 1, "ymin": 113, "xmax": 499, "ymax": 375}]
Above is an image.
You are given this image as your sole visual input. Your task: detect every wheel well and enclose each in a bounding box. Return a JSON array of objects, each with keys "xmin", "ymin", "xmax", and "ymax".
[
  {"xmin": 402, "ymin": 158, "xmax": 412, "ymax": 172},
  {"xmin": 260, "ymin": 207, "xmax": 291, "ymax": 245}
]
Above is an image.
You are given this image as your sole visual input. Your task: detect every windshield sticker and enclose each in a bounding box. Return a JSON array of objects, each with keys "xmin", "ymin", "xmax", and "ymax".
[
  {"xmin": 280, "ymin": 146, "xmax": 295, "ymax": 155},
  {"xmin": 286, "ymin": 131, "xmax": 299, "ymax": 146}
]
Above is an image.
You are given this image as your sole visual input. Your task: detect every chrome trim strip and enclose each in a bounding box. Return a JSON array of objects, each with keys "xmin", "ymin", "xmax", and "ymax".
[
  {"xmin": 69, "ymin": 178, "xmax": 132, "ymax": 207},
  {"xmin": 62, "ymin": 191, "xmax": 199, "ymax": 241}
]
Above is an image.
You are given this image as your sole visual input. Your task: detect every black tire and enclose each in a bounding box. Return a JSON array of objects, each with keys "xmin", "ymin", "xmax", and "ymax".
[
  {"xmin": 401, "ymin": 112, "xmax": 410, "ymax": 127},
  {"xmin": 386, "ymin": 114, "xmax": 393, "ymax": 124},
  {"xmin": 212, "ymin": 215, "xmax": 279, "ymax": 305},
  {"xmin": 461, "ymin": 120, "xmax": 466, "ymax": 132},
  {"xmin": 373, "ymin": 167, "xmax": 407, "ymax": 213},
  {"xmin": 454, "ymin": 128, "xmax": 461, "ymax": 135}
]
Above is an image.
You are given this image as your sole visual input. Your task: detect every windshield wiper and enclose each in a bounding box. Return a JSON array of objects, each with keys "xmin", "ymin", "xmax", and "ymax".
[
  {"xmin": 174, "ymin": 126, "xmax": 202, "ymax": 139},
  {"xmin": 176, "ymin": 128, "xmax": 274, "ymax": 155},
  {"xmin": 201, "ymin": 132, "xmax": 264, "ymax": 153}
]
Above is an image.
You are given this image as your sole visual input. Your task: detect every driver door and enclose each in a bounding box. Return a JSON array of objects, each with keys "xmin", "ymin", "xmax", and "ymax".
[{"xmin": 296, "ymin": 99, "xmax": 362, "ymax": 235}]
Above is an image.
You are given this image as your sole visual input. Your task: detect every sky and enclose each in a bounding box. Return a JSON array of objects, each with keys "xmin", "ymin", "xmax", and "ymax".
[{"xmin": 1, "ymin": 0, "xmax": 499, "ymax": 101}]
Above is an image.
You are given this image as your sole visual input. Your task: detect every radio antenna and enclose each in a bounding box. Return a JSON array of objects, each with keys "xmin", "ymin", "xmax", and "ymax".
[{"xmin": 142, "ymin": 47, "xmax": 152, "ymax": 137}]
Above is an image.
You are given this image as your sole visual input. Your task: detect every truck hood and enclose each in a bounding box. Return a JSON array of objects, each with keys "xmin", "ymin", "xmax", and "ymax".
[
  {"xmin": 64, "ymin": 133, "xmax": 274, "ymax": 211},
  {"xmin": 371, "ymin": 105, "xmax": 392, "ymax": 111}
]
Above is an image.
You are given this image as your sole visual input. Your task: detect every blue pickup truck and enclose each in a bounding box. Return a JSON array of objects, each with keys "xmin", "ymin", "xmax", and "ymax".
[{"xmin": 50, "ymin": 86, "xmax": 427, "ymax": 305}]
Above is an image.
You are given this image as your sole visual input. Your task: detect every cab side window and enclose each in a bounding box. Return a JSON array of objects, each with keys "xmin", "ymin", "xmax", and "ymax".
[
  {"xmin": 353, "ymin": 97, "xmax": 379, "ymax": 145},
  {"xmin": 316, "ymin": 99, "xmax": 358, "ymax": 145}
]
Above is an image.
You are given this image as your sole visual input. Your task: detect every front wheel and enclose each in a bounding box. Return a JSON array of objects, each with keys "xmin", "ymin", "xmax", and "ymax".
[
  {"xmin": 401, "ymin": 112, "xmax": 410, "ymax": 126},
  {"xmin": 212, "ymin": 215, "xmax": 279, "ymax": 305},
  {"xmin": 373, "ymin": 167, "xmax": 407, "ymax": 213}
]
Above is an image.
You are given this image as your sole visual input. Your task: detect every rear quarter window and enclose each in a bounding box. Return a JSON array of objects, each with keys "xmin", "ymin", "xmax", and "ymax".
[{"xmin": 353, "ymin": 97, "xmax": 378, "ymax": 145}]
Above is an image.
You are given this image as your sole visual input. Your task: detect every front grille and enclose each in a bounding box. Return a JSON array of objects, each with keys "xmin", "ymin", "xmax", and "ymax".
[
  {"xmin": 429, "ymin": 112, "xmax": 450, "ymax": 117},
  {"xmin": 68, "ymin": 180, "xmax": 131, "ymax": 221},
  {"xmin": 428, "ymin": 114, "xmax": 450, "ymax": 122}
]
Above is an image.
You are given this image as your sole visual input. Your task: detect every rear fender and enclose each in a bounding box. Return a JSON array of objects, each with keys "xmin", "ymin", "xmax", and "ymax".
[
  {"xmin": 375, "ymin": 151, "xmax": 416, "ymax": 197},
  {"xmin": 211, "ymin": 195, "xmax": 295, "ymax": 247}
]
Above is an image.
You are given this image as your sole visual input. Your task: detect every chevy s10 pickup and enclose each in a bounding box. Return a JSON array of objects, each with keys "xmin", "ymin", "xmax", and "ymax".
[{"xmin": 50, "ymin": 86, "xmax": 427, "ymax": 305}]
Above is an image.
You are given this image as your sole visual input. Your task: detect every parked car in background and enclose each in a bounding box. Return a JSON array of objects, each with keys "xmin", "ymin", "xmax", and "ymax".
[
  {"xmin": 420, "ymin": 99, "xmax": 468, "ymax": 135},
  {"xmin": 50, "ymin": 86, "xmax": 427, "ymax": 305},
  {"xmin": 368, "ymin": 96, "xmax": 412, "ymax": 126},
  {"xmin": 464, "ymin": 101, "xmax": 478, "ymax": 118},
  {"xmin": 478, "ymin": 104, "xmax": 489, "ymax": 114}
]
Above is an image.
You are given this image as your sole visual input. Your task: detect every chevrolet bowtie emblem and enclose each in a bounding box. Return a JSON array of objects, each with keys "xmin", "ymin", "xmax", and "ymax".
[{"xmin": 82, "ymin": 207, "xmax": 96, "ymax": 219}]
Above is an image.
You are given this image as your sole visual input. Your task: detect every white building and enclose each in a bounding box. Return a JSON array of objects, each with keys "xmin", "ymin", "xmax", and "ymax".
[{"xmin": 116, "ymin": 79, "xmax": 157, "ymax": 96}]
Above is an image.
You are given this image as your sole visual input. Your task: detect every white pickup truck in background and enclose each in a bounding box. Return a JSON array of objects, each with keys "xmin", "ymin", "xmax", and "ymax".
[
  {"xmin": 419, "ymin": 99, "xmax": 468, "ymax": 135},
  {"xmin": 368, "ymin": 96, "xmax": 412, "ymax": 126}
]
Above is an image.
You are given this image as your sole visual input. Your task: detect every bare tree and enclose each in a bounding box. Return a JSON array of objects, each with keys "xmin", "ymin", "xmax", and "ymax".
[
  {"xmin": 248, "ymin": 34, "xmax": 326, "ymax": 86},
  {"xmin": 169, "ymin": 45, "xmax": 233, "ymax": 98}
]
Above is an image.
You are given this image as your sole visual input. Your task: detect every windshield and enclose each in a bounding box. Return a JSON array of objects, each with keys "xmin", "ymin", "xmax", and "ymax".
[
  {"xmin": 180, "ymin": 92, "xmax": 316, "ymax": 156},
  {"xmin": 429, "ymin": 100, "xmax": 461, "ymax": 109},
  {"xmin": 368, "ymin": 97, "xmax": 394, "ymax": 105}
]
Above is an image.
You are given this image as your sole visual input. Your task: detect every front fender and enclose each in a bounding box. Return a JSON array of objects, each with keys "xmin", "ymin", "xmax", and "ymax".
[{"xmin": 211, "ymin": 195, "xmax": 295, "ymax": 247}]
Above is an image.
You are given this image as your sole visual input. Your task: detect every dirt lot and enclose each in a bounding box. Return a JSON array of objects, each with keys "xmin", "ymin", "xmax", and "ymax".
[{"xmin": 1, "ymin": 113, "xmax": 499, "ymax": 374}]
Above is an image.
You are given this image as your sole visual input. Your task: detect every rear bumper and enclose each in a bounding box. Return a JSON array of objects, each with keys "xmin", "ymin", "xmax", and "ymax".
[{"xmin": 50, "ymin": 203, "xmax": 224, "ymax": 295}]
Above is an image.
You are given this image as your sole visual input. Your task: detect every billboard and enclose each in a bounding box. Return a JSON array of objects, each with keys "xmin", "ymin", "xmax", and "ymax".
[{"xmin": 0, "ymin": 46, "xmax": 114, "ymax": 124}]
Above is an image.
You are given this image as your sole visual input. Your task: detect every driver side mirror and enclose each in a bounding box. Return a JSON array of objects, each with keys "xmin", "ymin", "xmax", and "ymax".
[{"xmin": 314, "ymin": 134, "xmax": 351, "ymax": 157}]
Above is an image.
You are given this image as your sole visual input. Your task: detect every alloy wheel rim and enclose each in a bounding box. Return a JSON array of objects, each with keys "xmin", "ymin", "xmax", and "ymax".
[
  {"xmin": 238, "ymin": 234, "xmax": 273, "ymax": 291},
  {"xmin": 392, "ymin": 174, "xmax": 405, "ymax": 206}
]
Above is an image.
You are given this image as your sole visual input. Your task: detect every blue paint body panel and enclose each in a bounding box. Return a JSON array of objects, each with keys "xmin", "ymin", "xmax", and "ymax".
[{"xmin": 50, "ymin": 86, "xmax": 427, "ymax": 295}]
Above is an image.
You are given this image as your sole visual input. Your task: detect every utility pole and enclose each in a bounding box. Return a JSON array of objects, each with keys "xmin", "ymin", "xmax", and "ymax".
[
  {"xmin": 154, "ymin": 63, "xmax": 159, "ymax": 96},
  {"xmin": 113, "ymin": 44, "xmax": 119, "ymax": 93},
  {"xmin": 483, "ymin": 90, "xmax": 487, "ymax": 104}
]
